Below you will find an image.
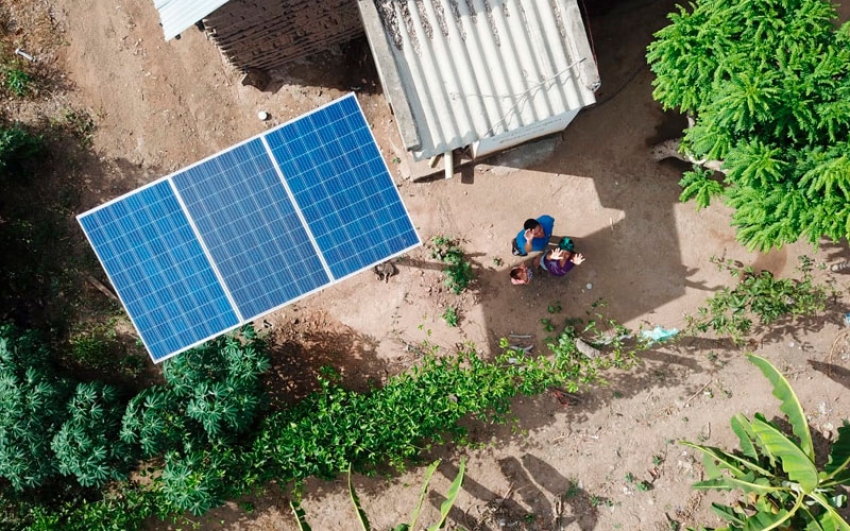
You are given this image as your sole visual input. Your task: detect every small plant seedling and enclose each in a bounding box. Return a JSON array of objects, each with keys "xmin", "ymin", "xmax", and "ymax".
[
  {"xmin": 492, "ymin": 257, "xmax": 503, "ymax": 266},
  {"xmin": 636, "ymin": 481, "xmax": 652, "ymax": 492},
  {"xmin": 239, "ymin": 501, "xmax": 255, "ymax": 513},
  {"xmin": 392, "ymin": 156, "xmax": 401, "ymax": 164},
  {"xmin": 612, "ymin": 390, "xmax": 623, "ymax": 399},
  {"xmin": 547, "ymin": 301, "xmax": 562, "ymax": 314},
  {"xmin": 442, "ymin": 307, "xmax": 459, "ymax": 327},
  {"xmin": 540, "ymin": 318, "xmax": 555, "ymax": 332},
  {"xmin": 563, "ymin": 481, "xmax": 581, "ymax": 499},
  {"xmin": 625, "ymin": 472, "xmax": 636, "ymax": 483},
  {"xmin": 3, "ymin": 66, "xmax": 33, "ymax": 97},
  {"xmin": 589, "ymin": 495, "xmax": 612, "ymax": 508},
  {"xmin": 653, "ymin": 454, "xmax": 664, "ymax": 466},
  {"xmin": 430, "ymin": 236, "xmax": 474, "ymax": 294}
]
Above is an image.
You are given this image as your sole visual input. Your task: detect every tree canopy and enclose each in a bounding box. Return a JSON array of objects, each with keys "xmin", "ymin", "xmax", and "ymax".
[{"xmin": 647, "ymin": 0, "xmax": 850, "ymax": 251}]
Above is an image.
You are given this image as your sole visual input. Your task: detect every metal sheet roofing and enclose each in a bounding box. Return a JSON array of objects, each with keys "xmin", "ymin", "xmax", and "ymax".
[
  {"xmin": 155, "ymin": 0, "xmax": 230, "ymax": 41},
  {"xmin": 362, "ymin": 0, "xmax": 600, "ymax": 160}
]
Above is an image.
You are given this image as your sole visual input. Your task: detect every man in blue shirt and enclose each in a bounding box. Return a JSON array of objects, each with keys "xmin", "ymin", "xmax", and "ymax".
[{"xmin": 514, "ymin": 215, "xmax": 555, "ymax": 256}]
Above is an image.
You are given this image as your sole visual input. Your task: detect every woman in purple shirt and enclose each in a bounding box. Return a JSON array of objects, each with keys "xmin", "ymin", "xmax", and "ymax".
[{"xmin": 540, "ymin": 247, "xmax": 585, "ymax": 276}]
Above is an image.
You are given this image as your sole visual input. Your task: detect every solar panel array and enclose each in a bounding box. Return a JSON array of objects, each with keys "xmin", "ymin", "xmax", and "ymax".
[{"xmin": 79, "ymin": 94, "xmax": 420, "ymax": 362}]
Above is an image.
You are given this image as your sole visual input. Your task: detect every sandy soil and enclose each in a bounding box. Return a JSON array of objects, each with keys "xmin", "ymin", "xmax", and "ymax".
[{"xmin": 5, "ymin": 0, "xmax": 850, "ymax": 529}]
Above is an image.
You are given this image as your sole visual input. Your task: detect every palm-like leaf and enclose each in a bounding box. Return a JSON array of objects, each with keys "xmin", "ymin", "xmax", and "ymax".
[
  {"xmin": 408, "ymin": 460, "xmax": 440, "ymax": 531},
  {"xmin": 427, "ymin": 458, "xmax": 466, "ymax": 531},
  {"xmin": 681, "ymin": 441, "xmax": 773, "ymax": 478},
  {"xmin": 747, "ymin": 354, "xmax": 813, "ymax": 459},
  {"xmin": 807, "ymin": 492, "xmax": 850, "ymax": 531},
  {"xmin": 822, "ymin": 424, "xmax": 850, "ymax": 483},
  {"xmin": 348, "ymin": 464, "xmax": 372, "ymax": 531},
  {"xmin": 751, "ymin": 416, "xmax": 818, "ymax": 493}
]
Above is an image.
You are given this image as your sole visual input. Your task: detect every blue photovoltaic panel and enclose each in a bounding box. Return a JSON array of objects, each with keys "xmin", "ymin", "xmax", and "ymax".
[
  {"xmin": 78, "ymin": 93, "xmax": 420, "ymax": 363},
  {"xmin": 78, "ymin": 181, "xmax": 240, "ymax": 361},
  {"xmin": 172, "ymin": 139, "xmax": 329, "ymax": 319},
  {"xmin": 265, "ymin": 95, "xmax": 419, "ymax": 279}
]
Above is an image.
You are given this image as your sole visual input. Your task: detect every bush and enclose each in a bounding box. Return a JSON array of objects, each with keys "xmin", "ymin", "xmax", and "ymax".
[
  {"xmin": 0, "ymin": 325, "xmax": 69, "ymax": 490},
  {"xmin": 51, "ymin": 382, "xmax": 136, "ymax": 487}
]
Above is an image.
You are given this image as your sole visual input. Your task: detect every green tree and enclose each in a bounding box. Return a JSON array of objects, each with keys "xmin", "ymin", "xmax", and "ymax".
[
  {"xmin": 0, "ymin": 325, "xmax": 69, "ymax": 490},
  {"xmin": 51, "ymin": 382, "xmax": 136, "ymax": 487},
  {"xmin": 647, "ymin": 0, "xmax": 850, "ymax": 250}
]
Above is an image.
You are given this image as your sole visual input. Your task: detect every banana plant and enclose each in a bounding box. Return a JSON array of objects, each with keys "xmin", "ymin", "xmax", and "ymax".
[
  {"xmin": 291, "ymin": 458, "xmax": 466, "ymax": 531},
  {"xmin": 683, "ymin": 354, "xmax": 850, "ymax": 531}
]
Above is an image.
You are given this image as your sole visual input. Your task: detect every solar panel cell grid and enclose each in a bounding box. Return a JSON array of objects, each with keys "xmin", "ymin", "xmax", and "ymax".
[{"xmin": 79, "ymin": 94, "xmax": 419, "ymax": 362}]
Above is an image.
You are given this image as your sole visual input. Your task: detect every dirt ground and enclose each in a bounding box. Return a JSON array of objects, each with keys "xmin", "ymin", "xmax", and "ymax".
[{"xmin": 5, "ymin": 0, "xmax": 850, "ymax": 529}]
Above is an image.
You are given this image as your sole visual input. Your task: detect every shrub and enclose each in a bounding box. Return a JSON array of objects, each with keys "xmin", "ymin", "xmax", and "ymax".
[
  {"xmin": 0, "ymin": 325, "xmax": 69, "ymax": 490},
  {"xmin": 683, "ymin": 355, "xmax": 850, "ymax": 530},
  {"xmin": 51, "ymin": 382, "xmax": 136, "ymax": 487}
]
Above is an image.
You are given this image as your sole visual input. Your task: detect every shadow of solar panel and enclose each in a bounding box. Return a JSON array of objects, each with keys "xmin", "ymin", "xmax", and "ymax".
[{"xmin": 78, "ymin": 93, "xmax": 420, "ymax": 363}]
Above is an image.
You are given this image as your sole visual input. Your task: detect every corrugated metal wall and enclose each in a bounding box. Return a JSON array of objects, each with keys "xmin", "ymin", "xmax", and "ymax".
[{"xmin": 203, "ymin": 0, "xmax": 365, "ymax": 72}]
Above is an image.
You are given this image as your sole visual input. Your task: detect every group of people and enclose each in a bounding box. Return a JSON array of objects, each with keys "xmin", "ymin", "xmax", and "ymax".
[{"xmin": 509, "ymin": 215, "xmax": 586, "ymax": 286}]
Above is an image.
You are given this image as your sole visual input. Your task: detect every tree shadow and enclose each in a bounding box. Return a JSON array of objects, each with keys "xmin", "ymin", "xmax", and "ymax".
[
  {"xmin": 807, "ymin": 359, "xmax": 850, "ymax": 391},
  {"xmin": 430, "ymin": 454, "xmax": 603, "ymax": 531},
  {"xmin": 262, "ymin": 317, "xmax": 386, "ymax": 407}
]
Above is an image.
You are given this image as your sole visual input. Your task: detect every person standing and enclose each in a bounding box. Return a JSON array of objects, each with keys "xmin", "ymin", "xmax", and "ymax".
[
  {"xmin": 513, "ymin": 215, "xmax": 554, "ymax": 256},
  {"xmin": 540, "ymin": 247, "xmax": 585, "ymax": 277}
]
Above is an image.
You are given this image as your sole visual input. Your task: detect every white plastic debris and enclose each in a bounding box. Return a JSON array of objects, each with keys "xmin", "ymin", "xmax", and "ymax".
[{"xmin": 14, "ymin": 48, "xmax": 34, "ymax": 61}]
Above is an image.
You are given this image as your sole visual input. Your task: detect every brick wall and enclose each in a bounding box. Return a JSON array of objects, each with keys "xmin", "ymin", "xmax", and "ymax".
[{"xmin": 204, "ymin": 0, "xmax": 364, "ymax": 72}]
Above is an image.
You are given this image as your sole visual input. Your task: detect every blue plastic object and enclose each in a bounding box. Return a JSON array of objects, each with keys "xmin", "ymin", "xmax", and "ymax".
[{"xmin": 641, "ymin": 326, "xmax": 679, "ymax": 344}]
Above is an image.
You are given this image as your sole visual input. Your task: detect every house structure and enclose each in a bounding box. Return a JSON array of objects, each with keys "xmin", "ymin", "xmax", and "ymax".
[
  {"xmin": 359, "ymin": 0, "xmax": 600, "ymax": 178},
  {"xmin": 154, "ymin": 0, "xmax": 600, "ymax": 177},
  {"xmin": 155, "ymin": 0, "xmax": 364, "ymax": 72}
]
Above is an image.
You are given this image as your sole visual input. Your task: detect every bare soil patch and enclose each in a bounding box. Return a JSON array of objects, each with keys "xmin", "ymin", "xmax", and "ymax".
[{"xmin": 3, "ymin": 0, "xmax": 850, "ymax": 530}]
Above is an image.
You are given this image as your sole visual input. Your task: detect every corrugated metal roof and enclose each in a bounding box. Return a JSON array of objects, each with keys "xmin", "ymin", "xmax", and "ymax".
[
  {"xmin": 362, "ymin": 0, "xmax": 600, "ymax": 160},
  {"xmin": 155, "ymin": 0, "xmax": 231, "ymax": 41}
]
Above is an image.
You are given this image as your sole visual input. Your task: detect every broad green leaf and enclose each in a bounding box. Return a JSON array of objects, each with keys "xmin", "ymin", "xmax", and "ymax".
[
  {"xmin": 807, "ymin": 491, "xmax": 850, "ymax": 531},
  {"xmin": 721, "ymin": 476, "xmax": 784, "ymax": 496},
  {"xmin": 408, "ymin": 460, "xmax": 441, "ymax": 531},
  {"xmin": 710, "ymin": 502, "xmax": 747, "ymax": 524},
  {"xmin": 692, "ymin": 475, "xmax": 782, "ymax": 496},
  {"xmin": 692, "ymin": 478, "xmax": 736, "ymax": 491},
  {"xmin": 823, "ymin": 424, "xmax": 850, "ymax": 482},
  {"xmin": 747, "ymin": 355, "xmax": 813, "ymax": 460},
  {"xmin": 427, "ymin": 458, "xmax": 466, "ymax": 531},
  {"xmin": 731, "ymin": 413, "xmax": 760, "ymax": 460},
  {"xmin": 348, "ymin": 464, "xmax": 372, "ymax": 531},
  {"xmin": 682, "ymin": 441, "xmax": 773, "ymax": 477},
  {"xmin": 751, "ymin": 416, "xmax": 818, "ymax": 493},
  {"xmin": 289, "ymin": 499, "xmax": 312, "ymax": 531},
  {"xmin": 740, "ymin": 493, "xmax": 799, "ymax": 531}
]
